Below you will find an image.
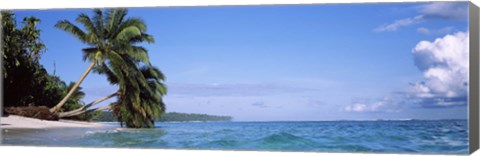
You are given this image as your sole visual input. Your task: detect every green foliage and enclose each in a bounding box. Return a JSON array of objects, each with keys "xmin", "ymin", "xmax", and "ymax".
[
  {"xmin": 2, "ymin": 12, "xmax": 86, "ymax": 118},
  {"xmin": 60, "ymin": 82, "xmax": 86, "ymax": 112},
  {"xmin": 64, "ymin": 110, "xmax": 101, "ymax": 121},
  {"xmin": 159, "ymin": 112, "xmax": 233, "ymax": 122},
  {"xmin": 89, "ymin": 111, "xmax": 116, "ymax": 122},
  {"xmin": 56, "ymin": 9, "xmax": 166, "ymax": 128},
  {"xmin": 111, "ymin": 65, "xmax": 167, "ymax": 128},
  {"xmin": 90, "ymin": 111, "xmax": 232, "ymax": 122},
  {"xmin": 2, "ymin": 11, "xmax": 62, "ymax": 108}
]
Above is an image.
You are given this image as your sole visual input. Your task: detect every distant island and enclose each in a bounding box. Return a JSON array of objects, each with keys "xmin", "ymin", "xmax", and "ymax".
[
  {"xmin": 159, "ymin": 112, "xmax": 233, "ymax": 122},
  {"xmin": 91, "ymin": 111, "xmax": 233, "ymax": 122}
]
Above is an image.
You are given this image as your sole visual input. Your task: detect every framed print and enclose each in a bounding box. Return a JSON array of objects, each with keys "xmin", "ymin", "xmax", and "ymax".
[{"xmin": 1, "ymin": 1, "xmax": 480, "ymax": 155}]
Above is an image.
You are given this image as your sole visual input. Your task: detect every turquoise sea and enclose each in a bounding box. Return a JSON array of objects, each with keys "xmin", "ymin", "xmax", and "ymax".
[{"xmin": 1, "ymin": 120, "xmax": 468, "ymax": 154}]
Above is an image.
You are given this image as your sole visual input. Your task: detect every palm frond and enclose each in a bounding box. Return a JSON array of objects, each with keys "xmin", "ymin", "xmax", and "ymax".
[
  {"xmin": 75, "ymin": 14, "xmax": 99, "ymax": 44},
  {"xmin": 54, "ymin": 20, "xmax": 87, "ymax": 43},
  {"xmin": 105, "ymin": 8, "xmax": 128, "ymax": 37},
  {"xmin": 81, "ymin": 47, "xmax": 99, "ymax": 61},
  {"xmin": 92, "ymin": 9, "xmax": 105, "ymax": 41}
]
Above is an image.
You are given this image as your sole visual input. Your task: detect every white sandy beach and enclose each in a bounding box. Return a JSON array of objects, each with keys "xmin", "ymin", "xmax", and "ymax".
[{"xmin": 0, "ymin": 115, "xmax": 103, "ymax": 129}]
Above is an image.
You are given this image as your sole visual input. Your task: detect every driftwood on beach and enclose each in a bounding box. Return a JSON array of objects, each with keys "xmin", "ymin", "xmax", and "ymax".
[{"xmin": 5, "ymin": 106, "xmax": 59, "ymax": 121}]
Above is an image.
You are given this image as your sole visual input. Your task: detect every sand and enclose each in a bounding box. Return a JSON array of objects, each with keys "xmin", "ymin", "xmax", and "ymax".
[{"xmin": 0, "ymin": 115, "xmax": 103, "ymax": 129}]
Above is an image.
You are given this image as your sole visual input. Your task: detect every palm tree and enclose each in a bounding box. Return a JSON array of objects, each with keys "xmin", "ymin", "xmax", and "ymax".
[
  {"xmin": 90, "ymin": 49, "xmax": 167, "ymax": 128},
  {"xmin": 51, "ymin": 8, "xmax": 154, "ymax": 113},
  {"xmin": 59, "ymin": 64, "xmax": 167, "ymax": 128},
  {"xmin": 61, "ymin": 82, "xmax": 86, "ymax": 112},
  {"xmin": 112, "ymin": 65, "xmax": 167, "ymax": 128}
]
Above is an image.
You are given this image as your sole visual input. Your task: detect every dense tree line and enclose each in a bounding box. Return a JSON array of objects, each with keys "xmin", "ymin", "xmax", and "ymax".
[
  {"xmin": 2, "ymin": 12, "xmax": 86, "ymax": 119},
  {"xmin": 90, "ymin": 111, "xmax": 232, "ymax": 122},
  {"xmin": 159, "ymin": 112, "xmax": 232, "ymax": 122}
]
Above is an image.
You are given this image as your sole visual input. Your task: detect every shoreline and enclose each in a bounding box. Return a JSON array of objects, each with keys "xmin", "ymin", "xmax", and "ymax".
[{"xmin": 1, "ymin": 115, "xmax": 104, "ymax": 130}]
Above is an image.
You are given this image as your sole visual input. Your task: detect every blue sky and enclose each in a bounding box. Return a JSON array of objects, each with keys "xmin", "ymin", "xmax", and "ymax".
[{"xmin": 13, "ymin": 2, "xmax": 469, "ymax": 121}]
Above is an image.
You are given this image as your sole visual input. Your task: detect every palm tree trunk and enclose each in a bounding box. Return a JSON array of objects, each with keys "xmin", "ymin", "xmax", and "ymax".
[
  {"xmin": 58, "ymin": 92, "xmax": 117, "ymax": 118},
  {"xmin": 60, "ymin": 105, "xmax": 112, "ymax": 118},
  {"xmin": 59, "ymin": 105, "xmax": 112, "ymax": 118},
  {"xmin": 88, "ymin": 105, "xmax": 112, "ymax": 112},
  {"xmin": 50, "ymin": 62, "xmax": 95, "ymax": 113}
]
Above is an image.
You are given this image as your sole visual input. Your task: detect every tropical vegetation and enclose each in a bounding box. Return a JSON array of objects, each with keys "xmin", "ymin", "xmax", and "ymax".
[
  {"xmin": 2, "ymin": 9, "xmax": 167, "ymax": 128},
  {"xmin": 91, "ymin": 111, "xmax": 233, "ymax": 122},
  {"xmin": 159, "ymin": 112, "xmax": 232, "ymax": 122}
]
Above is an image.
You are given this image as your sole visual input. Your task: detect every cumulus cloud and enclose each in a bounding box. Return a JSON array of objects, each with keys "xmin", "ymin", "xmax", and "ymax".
[
  {"xmin": 345, "ymin": 31, "xmax": 468, "ymax": 112},
  {"xmin": 417, "ymin": 27, "xmax": 454, "ymax": 35},
  {"xmin": 375, "ymin": 2, "xmax": 467, "ymax": 32},
  {"xmin": 409, "ymin": 31, "xmax": 468, "ymax": 107}
]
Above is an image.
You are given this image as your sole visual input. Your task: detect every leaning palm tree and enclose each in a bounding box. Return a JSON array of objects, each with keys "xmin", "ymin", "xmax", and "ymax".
[
  {"xmin": 110, "ymin": 65, "xmax": 167, "ymax": 128},
  {"xmin": 93, "ymin": 46, "xmax": 167, "ymax": 128},
  {"xmin": 59, "ymin": 64, "xmax": 167, "ymax": 128},
  {"xmin": 51, "ymin": 8, "xmax": 154, "ymax": 113}
]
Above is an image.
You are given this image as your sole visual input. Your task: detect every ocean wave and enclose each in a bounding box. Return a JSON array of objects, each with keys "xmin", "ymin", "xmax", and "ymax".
[
  {"xmin": 84, "ymin": 129, "xmax": 120, "ymax": 136},
  {"xmin": 257, "ymin": 132, "xmax": 318, "ymax": 149},
  {"xmin": 198, "ymin": 139, "xmax": 240, "ymax": 148}
]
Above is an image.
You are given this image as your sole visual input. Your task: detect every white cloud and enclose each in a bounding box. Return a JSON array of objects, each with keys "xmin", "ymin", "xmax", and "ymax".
[
  {"xmin": 419, "ymin": 2, "xmax": 468, "ymax": 20},
  {"xmin": 417, "ymin": 27, "xmax": 454, "ymax": 35},
  {"xmin": 344, "ymin": 102, "xmax": 388, "ymax": 112},
  {"xmin": 375, "ymin": 2, "xmax": 467, "ymax": 32},
  {"xmin": 344, "ymin": 103, "xmax": 367, "ymax": 112},
  {"xmin": 344, "ymin": 96, "xmax": 399, "ymax": 113},
  {"xmin": 345, "ymin": 31, "xmax": 468, "ymax": 112},
  {"xmin": 375, "ymin": 15, "xmax": 424, "ymax": 32},
  {"xmin": 409, "ymin": 31, "xmax": 468, "ymax": 105}
]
